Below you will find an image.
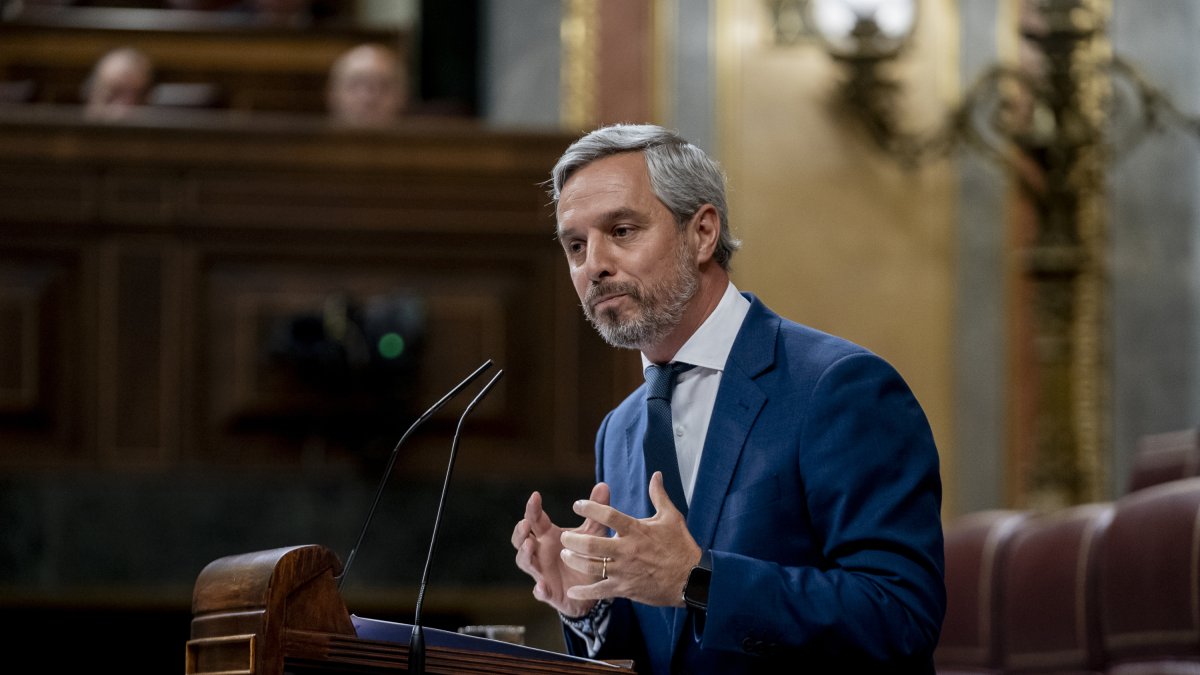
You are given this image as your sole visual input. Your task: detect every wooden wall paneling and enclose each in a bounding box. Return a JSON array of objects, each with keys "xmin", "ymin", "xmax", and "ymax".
[
  {"xmin": 96, "ymin": 239, "xmax": 182, "ymax": 466},
  {"xmin": 0, "ymin": 277, "xmax": 43, "ymax": 413},
  {"xmin": 0, "ymin": 246, "xmax": 85, "ymax": 465},
  {"xmin": 178, "ymin": 243, "xmax": 202, "ymax": 465},
  {"xmin": 100, "ymin": 167, "xmax": 181, "ymax": 226},
  {"xmin": 0, "ymin": 163, "xmax": 96, "ymax": 226},
  {"xmin": 195, "ymin": 235, "xmax": 576, "ymax": 477},
  {"xmin": 550, "ymin": 248, "xmax": 582, "ymax": 464},
  {"xmin": 182, "ymin": 169, "xmax": 543, "ymax": 234},
  {"xmin": 0, "ymin": 115, "xmax": 608, "ymax": 481}
]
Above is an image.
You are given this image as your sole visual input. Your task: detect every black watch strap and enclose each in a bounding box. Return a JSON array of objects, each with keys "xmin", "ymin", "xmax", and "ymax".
[{"xmin": 683, "ymin": 549, "xmax": 714, "ymax": 612}]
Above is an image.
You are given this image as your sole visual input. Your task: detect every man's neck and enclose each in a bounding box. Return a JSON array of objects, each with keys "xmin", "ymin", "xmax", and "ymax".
[{"xmin": 642, "ymin": 267, "xmax": 730, "ymax": 364}]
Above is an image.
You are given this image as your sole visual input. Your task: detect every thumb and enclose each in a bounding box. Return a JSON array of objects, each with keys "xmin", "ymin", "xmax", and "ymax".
[
  {"xmin": 647, "ymin": 471, "xmax": 679, "ymax": 517},
  {"xmin": 524, "ymin": 491, "xmax": 543, "ymax": 521}
]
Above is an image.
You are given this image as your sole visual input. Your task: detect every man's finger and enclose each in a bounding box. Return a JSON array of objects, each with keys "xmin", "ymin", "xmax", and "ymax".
[
  {"xmin": 559, "ymin": 547, "xmax": 605, "ymax": 577},
  {"xmin": 573, "ymin": 497, "xmax": 637, "ymax": 534},
  {"xmin": 560, "ymin": 531, "xmax": 618, "ymax": 559},
  {"xmin": 523, "ymin": 491, "xmax": 550, "ymax": 530},
  {"xmin": 511, "ymin": 518, "xmax": 532, "ymax": 549},
  {"xmin": 514, "ymin": 536, "xmax": 540, "ymax": 577},
  {"xmin": 578, "ymin": 483, "xmax": 612, "ymax": 535}
]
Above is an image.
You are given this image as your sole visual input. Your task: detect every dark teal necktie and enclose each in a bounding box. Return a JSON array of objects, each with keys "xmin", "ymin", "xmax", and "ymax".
[{"xmin": 643, "ymin": 362, "xmax": 694, "ymax": 517}]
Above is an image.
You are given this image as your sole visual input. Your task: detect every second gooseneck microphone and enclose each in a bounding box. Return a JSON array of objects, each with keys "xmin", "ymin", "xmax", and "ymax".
[
  {"xmin": 337, "ymin": 359, "xmax": 494, "ymax": 592},
  {"xmin": 408, "ymin": 368, "xmax": 504, "ymax": 675}
]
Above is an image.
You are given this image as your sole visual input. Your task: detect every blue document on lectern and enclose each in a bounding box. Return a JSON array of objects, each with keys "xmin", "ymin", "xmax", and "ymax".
[{"xmin": 351, "ymin": 615, "xmax": 621, "ymax": 668}]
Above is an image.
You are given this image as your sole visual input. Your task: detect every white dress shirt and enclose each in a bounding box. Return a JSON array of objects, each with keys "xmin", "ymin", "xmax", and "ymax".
[{"xmin": 640, "ymin": 282, "xmax": 751, "ymax": 504}]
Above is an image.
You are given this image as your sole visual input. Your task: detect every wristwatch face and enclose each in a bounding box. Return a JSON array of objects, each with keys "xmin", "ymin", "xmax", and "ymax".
[{"xmin": 684, "ymin": 564, "xmax": 712, "ymax": 610}]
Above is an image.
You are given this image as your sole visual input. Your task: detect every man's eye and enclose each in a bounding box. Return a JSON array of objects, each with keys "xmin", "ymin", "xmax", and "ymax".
[{"xmin": 613, "ymin": 226, "xmax": 631, "ymax": 238}]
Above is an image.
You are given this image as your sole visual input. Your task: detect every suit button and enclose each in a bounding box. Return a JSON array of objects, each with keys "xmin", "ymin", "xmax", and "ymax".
[{"xmin": 741, "ymin": 637, "xmax": 761, "ymax": 655}]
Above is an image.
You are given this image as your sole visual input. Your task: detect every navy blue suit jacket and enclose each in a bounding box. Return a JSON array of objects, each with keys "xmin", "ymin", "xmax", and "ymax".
[{"xmin": 567, "ymin": 294, "xmax": 945, "ymax": 674}]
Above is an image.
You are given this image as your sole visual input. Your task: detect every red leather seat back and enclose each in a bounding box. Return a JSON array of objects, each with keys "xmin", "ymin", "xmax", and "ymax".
[
  {"xmin": 1100, "ymin": 477, "xmax": 1200, "ymax": 671},
  {"xmin": 1128, "ymin": 428, "xmax": 1200, "ymax": 494},
  {"xmin": 1001, "ymin": 503, "xmax": 1112, "ymax": 673},
  {"xmin": 937, "ymin": 510, "xmax": 1030, "ymax": 674}
]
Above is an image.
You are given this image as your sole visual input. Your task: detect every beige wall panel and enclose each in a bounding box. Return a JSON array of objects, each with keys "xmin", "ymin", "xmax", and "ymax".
[{"xmin": 718, "ymin": 0, "xmax": 960, "ymax": 514}]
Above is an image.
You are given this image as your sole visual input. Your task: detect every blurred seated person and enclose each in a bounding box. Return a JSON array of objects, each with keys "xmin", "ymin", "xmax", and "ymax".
[
  {"xmin": 81, "ymin": 47, "xmax": 154, "ymax": 121},
  {"xmin": 326, "ymin": 43, "xmax": 408, "ymax": 128}
]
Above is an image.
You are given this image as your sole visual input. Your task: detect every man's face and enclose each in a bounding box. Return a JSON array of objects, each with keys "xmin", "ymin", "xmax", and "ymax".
[
  {"xmin": 86, "ymin": 56, "xmax": 151, "ymax": 120},
  {"xmin": 556, "ymin": 152, "xmax": 699, "ymax": 351},
  {"xmin": 328, "ymin": 49, "xmax": 404, "ymax": 126}
]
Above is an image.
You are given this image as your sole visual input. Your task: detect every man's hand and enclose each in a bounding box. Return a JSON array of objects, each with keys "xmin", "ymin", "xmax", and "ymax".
[
  {"xmin": 512, "ymin": 482, "xmax": 611, "ymax": 618},
  {"xmin": 559, "ymin": 472, "xmax": 702, "ymax": 608}
]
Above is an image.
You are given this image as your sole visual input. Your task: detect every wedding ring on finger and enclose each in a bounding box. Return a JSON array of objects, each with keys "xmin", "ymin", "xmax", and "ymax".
[{"xmin": 601, "ymin": 556, "xmax": 610, "ymax": 580}]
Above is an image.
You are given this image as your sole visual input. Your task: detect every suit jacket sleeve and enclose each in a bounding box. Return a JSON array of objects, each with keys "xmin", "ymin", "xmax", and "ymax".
[{"xmin": 699, "ymin": 351, "xmax": 946, "ymax": 664}]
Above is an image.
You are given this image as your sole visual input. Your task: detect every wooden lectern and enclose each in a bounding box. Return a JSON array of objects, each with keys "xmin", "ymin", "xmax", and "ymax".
[{"xmin": 186, "ymin": 544, "xmax": 633, "ymax": 674}]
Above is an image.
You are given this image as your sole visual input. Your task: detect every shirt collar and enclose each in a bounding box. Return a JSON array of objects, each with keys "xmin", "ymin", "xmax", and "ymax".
[{"xmin": 641, "ymin": 282, "xmax": 751, "ymax": 375}]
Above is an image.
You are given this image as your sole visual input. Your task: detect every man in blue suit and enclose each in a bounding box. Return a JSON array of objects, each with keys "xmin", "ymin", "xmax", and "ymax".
[{"xmin": 512, "ymin": 124, "xmax": 945, "ymax": 673}]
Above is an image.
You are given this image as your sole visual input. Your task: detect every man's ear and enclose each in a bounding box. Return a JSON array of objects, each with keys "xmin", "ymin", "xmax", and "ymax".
[{"xmin": 689, "ymin": 204, "xmax": 721, "ymax": 264}]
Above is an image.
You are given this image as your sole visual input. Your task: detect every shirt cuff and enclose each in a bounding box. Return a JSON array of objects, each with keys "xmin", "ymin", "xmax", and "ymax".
[{"xmin": 559, "ymin": 598, "xmax": 613, "ymax": 659}]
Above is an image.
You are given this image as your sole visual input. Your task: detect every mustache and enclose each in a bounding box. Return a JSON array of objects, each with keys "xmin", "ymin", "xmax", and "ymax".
[{"xmin": 584, "ymin": 281, "xmax": 641, "ymax": 312}]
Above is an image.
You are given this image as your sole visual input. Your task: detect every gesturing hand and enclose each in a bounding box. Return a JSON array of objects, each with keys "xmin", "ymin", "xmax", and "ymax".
[
  {"xmin": 512, "ymin": 482, "xmax": 611, "ymax": 618},
  {"xmin": 559, "ymin": 472, "xmax": 702, "ymax": 608}
]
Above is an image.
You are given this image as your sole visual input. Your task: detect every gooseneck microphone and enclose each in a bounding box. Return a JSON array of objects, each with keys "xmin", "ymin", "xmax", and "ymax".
[
  {"xmin": 337, "ymin": 359, "xmax": 494, "ymax": 592},
  {"xmin": 408, "ymin": 368, "xmax": 504, "ymax": 675}
]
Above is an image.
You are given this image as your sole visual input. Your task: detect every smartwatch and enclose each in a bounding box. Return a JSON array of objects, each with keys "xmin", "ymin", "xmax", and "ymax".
[{"xmin": 682, "ymin": 549, "xmax": 714, "ymax": 612}]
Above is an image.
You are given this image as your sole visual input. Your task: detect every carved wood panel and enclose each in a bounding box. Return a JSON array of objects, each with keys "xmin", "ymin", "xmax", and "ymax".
[
  {"xmin": 0, "ymin": 247, "xmax": 86, "ymax": 464},
  {"xmin": 0, "ymin": 114, "xmax": 626, "ymax": 479}
]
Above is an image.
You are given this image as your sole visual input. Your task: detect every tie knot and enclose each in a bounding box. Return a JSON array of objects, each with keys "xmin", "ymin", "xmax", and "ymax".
[{"xmin": 646, "ymin": 362, "xmax": 694, "ymax": 401}]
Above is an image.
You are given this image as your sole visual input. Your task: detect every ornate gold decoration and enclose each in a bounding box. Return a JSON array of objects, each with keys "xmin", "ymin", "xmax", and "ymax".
[
  {"xmin": 560, "ymin": 0, "xmax": 599, "ymax": 130},
  {"xmin": 814, "ymin": 0, "xmax": 1200, "ymax": 506}
]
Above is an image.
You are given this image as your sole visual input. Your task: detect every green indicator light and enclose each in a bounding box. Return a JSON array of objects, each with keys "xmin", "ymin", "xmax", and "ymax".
[{"xmin": 378, "ymin": 332, "xmax": 405, "ymax": 359}]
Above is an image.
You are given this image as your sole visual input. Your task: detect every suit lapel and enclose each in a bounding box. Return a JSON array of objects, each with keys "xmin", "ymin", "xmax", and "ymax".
[
  {"xmin": 669, "ymin": 294, "xmax": 778, "ymax": 650},
  {"xmin": 687, "ymin": 294, "xmax": 777, "ymax": 549}
]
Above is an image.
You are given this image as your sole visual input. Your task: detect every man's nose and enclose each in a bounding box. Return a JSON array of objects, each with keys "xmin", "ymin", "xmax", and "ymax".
[{"xmin": 581, "ymin": 239, "xmax": 614, "ymax": 282}]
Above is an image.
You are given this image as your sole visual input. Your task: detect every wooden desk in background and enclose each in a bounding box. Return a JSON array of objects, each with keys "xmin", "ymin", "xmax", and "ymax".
[
  {"xmin": 0, "ymin": 6, "xmax": 406, "ymax": 112},
  {"xmin": 0, "ymin": 106, "xmax": 639, "ymax": 478}
]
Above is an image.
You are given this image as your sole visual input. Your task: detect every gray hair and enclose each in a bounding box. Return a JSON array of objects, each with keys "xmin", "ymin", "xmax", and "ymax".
[{"xmin": 549, "ymin": 124, "xmax": 740, "ymax": 270}]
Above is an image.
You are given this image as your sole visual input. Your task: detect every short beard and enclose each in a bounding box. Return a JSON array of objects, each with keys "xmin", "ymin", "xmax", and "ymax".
[{"xmin": 582, "ymin": 239, "xmax": 699, "ymax": 351}]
